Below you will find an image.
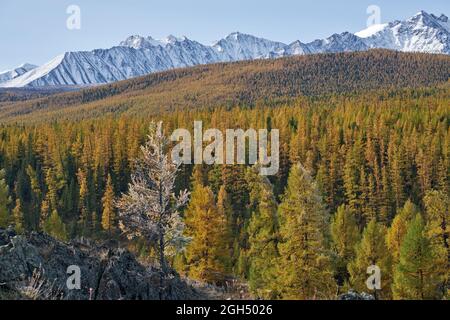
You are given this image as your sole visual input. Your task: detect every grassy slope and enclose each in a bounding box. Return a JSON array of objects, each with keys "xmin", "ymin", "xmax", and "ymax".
[{"xmin": 0, "ymin": 49, "xmax": 448, "ymax": 123}]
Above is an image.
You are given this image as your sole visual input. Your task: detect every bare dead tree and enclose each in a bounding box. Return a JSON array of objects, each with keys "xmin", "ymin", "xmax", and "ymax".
[{"xmin": 116, "ymin": 122, "xmax": 190, "ymax": 274}]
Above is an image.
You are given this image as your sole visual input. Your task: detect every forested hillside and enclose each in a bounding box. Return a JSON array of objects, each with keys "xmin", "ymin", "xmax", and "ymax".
[
  {"xmin": 0, "ymin": 50, "xmax": 449, "ymax": 123},
  {"xmin": 0, "ymin": 50, "xmax": 448, "ymax": 300},
  {"xmin": 0, "ymin": 87, "xmax": 73, "ymax": 103},
  {"xmin": 0, "ymin": 86, "xmax": 448, "ymax": 299}
]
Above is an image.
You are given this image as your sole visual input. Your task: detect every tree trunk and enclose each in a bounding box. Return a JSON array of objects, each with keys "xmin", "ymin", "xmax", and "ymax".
[
  {"xmin": 159, "ymin": 229, "xmax": 167, "ymax": 273},
  {"xmin": 158, "ymin": 226, "xmax": 166, "ymax": 300}
]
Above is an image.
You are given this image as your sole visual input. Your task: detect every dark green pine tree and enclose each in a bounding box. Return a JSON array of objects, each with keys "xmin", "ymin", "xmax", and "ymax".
[
  {"xmin": 393, "ymin": 214, "xmax": 441, "ymax": 300},
  {"xmin": 246, "ymin": 167, "xmax": 279, "ymax": 299},
  {"xmin": 349, "ymin": 219, "xmax": 392, "ymax": 299},
  {"xmin": 44, "ymin": 209, "xmax": 68, "ymax": 242},
  {"xmin": 276, "ymin": 164, "xmax": 334, "ymax": 299},
  {"xmin": 12, "ymin": 198, "xmax": 25, "ymax": 233},
  {"xmin": 0, "ymin": 169, "xmax": 11, "ymax": 228},
  {"xmin": 330, "ymin": 204, "xmax": 360, "ymax": 289}
]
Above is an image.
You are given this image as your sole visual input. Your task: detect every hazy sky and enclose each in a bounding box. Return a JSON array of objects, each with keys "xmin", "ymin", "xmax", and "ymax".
[{"xmin": 1, "ymin": 0, "xmax": 448, "ymax": 71}]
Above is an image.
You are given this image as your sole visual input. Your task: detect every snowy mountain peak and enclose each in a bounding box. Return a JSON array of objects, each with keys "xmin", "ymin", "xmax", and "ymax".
[
  {"xmin": 355, "ymin": 24, "xmax": 389, "ymax": 38},
  {"xmin": 0, "ymin": 63, "xmax": 38, "ymax": 84},
  {"xmin": 213, "ymin": 32, "xmax": 287, "ymax": 60},
  {"xmin": 225, "ymin": 32, "xmax": 249, "ymax": 40},
  {"xmin": 414, "ymin": 10, "xmax": 430, "ymax": 17},
  {"xmin": 2, "ymin": 10, "xmax": 448, "ymax": 88},
  {"xmin": 413, "ymin": 10, "xmax": 448, "ymax": 22},
  {"xmin": 0, "ymin": 55, "xmax": 65, "ymax": 88},
  {"xmin": 119, "ymin": 35, "xmax": 148, "ymax": 49},
  {"xmin": 307, "ymin": 32, "xmax": 368, "ymax": 53},
  {"xmin": 18, "ymin": 63, "xmax": 38, "ymax": 70},
  {"xmin": 358, "ymin": 10, "xmax": 450, "ymax": 54},
  {"xmin": 285, "ymin": 40, "xmax": 310, "ymax": 55},
  {"xmin": 119, "ymin": 35, "xmax": 166, "ymax": 49},
  {"xmin": 411, "ymin": 10, "xmax": 441, "ymax": 26},
  {"xmin": 120, "ymin": 34, "xmax": 192, "ymax": 49},
  {"xmin": 163, "ymin": 35, "xmax": 187, "ymax": 45},
  {"xmin": 435, "ymin": 14, "xmax": 448, "ymax": 23},
  {"xmin": 407, "ymin": 10, "xmax": 450, "ymax": 32}
]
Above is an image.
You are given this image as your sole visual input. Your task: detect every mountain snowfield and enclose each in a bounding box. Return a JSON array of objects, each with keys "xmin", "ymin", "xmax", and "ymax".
[
  {"xmin": 0, "ymin": 63, "xmax": 37, "ymax": 84},
  {"xmin": 1, "ymin": 10, "xmax": 448, "ymax": 88}
]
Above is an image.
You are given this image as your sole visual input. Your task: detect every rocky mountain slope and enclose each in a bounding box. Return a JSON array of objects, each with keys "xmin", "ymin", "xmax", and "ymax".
[
  {"xmin": 357, "ymin": 11, "xmax": 450, "ymax": 53},
  {"xmin": 0, "ymin": 64, "xmax": 37, "ymax": 84},
  {"xmin": 1, "ymin": 50, "xmax": 448, "ymax": 123},
  {"xmin": 1, "ymin": 11, "xmax": 448, "ymax": 88},
  {"xmin": 0, "ymin": 228, "xmax": 202, "ymax": 300}
]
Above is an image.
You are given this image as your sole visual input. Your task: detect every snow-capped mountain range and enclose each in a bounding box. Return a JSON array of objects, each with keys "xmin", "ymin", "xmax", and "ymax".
[
  {"xmin": 1, "ymin": 11, "xmax": 448, "ymax": 88},
  {"xmin": 0, "ymin": 64, "xmax": 37, "ymax": 84}
]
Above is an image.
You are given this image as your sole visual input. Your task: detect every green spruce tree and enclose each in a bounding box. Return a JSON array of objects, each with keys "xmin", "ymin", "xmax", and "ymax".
[
  {"xmin": 277, "ymin": 164, "xmax": 334, "ymax": 299},
  {"xmin": 44, "ymin": 209, "xmax": 68, "ymax": 242},
  {"xmin": 349, "ymin": 219, "xmax": 392, "ymax": 299},
  {"xmin": 330, "ymin": 205, "xmax": 360, "ymax": 288},
  {"xmin": 386, "ymin": 200, "xmax": 418, "ymax": 263},
  {"xmin": 185, "ymin": 182, "xmax": 230, "ymax": 284},
  {"xmin": 0, "ymin": 170, "xmax": 11, "ymax": 228},
  {"xmin": 12, "ymin": 198, "xmax": 25, "ymax": 233},
  {"xmin": 246, "ymin": 167, "xmax": 279, "ymax": 299},
  {"xmin": 393, "ymin": 214, "xmax": 441, "ymax": 300}
]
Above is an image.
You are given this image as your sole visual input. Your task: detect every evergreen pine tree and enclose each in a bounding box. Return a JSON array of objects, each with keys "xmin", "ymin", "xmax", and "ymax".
[
  {"xmin": 0, "ymin": 170, "xmax": 11, "ymax": 228},
  {"xmin": 423, "ymin": 190, "xmax": 449, "ymax": 262},
  {"xmin": 246, "ymin": 167, "xmax": 279, "ymax": 299},
  {"xmin": 91, "ymin": 211, "xmax": 98, "ymax": 236},
  {"xmin": 277, "ymin": 164, "xmax": 334, "ymax": 299},
  {"xmin": 45, "ymin": 168, "xmax": 60, "ymax": 212},
  {"xmin": 221, "ymin": 164, "xmax": 250, "ymax": 277},
  {"xmin": 386, "ymin": 200, "xmax": 418, "ymax": 263},
  {"xmin": 77, "ymin": 168, "xmax": 89, "ymax": 234},
  {"xmin": 330, "ymin": 204, "xmax": 360, "ymax": 288},
  {"xmin": 393, "ymin": 214, "xmax": 441, "ymax": 300},
  {"xmin": 217, "ymin": 185, "xmax": 234, "ymax": 257},
  {"xmin": 349, "ymin": 219, "xmax": 392, "ymax": 299},
  {"xmin": 423, "ymin": 190, "xmax": 449, "ymax": 297},
  {"xmin": 44, "ymin": 209, "xmax": 68, "ymax": 242},
  {"xmin": 12, "ymin": 198, "xmax": 25, "ymax": 233},
  {"xmin": 26, "ymin": 165, "xmax": 42, "ymax": 230},
  {"xmin": 185, "ymin": 183, "xmax": 230, "ymax": 284},
  {"xmin": 40, "ymin": 199, "xmax": 50, "ymax": 230},
  {"xmin": 101, "ymin": 174, "xmax": 116, "ymax": 235},
  {"xmin": 380, "ymin": 166, "xmax": 394, "ymax": 223}
]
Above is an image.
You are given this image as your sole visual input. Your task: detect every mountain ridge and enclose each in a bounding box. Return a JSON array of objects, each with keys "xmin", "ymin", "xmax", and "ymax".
[
  {"xmin": 1, "ymin": 11, "xmax": 448, "ymax": 88},
  {"xmin": 0, "ymin": 63, "xmax": 37, "ymax": 84},
  {"xmin": 1, "ymin": 49, "xmax": 448, "ymax": 123}
]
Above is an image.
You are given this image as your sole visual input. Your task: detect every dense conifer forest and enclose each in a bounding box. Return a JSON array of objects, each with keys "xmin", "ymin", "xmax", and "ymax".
[{"xmin": 0, "ymin": 50, "xmax": 448, "ymax": 299}]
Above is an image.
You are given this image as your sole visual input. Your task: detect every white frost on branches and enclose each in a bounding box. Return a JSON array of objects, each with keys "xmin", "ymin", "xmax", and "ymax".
[{"xmin": 116, "ymin": 122, "xmax": 190, "ymax": 271}]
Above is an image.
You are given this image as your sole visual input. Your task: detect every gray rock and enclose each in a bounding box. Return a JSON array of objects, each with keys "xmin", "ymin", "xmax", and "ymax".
[
  {"xmin": 338, "ymin": 289, "xmax": 375, "ymax": 300},
  {"xmin": 0, "ymin": 228, "xmax": 201, "ymax": 300}
]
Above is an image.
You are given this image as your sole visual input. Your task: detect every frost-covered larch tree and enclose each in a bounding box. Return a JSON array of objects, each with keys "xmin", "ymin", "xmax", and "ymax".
[{"xmin": 117, "ymin": 122, "xmax": 190, "ymax": 273}]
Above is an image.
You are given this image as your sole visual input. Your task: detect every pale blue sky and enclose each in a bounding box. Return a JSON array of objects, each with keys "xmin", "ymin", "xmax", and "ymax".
[{"xmin": 0, "ymin": 0, "xmax": 448, "ymax": 71}]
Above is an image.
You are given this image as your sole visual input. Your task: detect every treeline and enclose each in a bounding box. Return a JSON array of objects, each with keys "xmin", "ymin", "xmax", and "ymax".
[
  {"xmin": 1, "ymin": 50, "xmax": 449, "ymax": 123},
  {"xmin": 0, "ymin": 87, "xmax": 70, "ymax": 103},
  {"xmin": 0, "ymin": 88, "xmax": 448, "ymax": 299}
]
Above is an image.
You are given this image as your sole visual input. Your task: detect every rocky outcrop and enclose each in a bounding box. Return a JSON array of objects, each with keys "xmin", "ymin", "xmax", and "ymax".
[
  {"xmin": 0, "ymin": 228, "xmax": 201, "ymax": 300},
  {"xmin": 338, "ymin": 290, "xmax": 375, "ymax": 300}
]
